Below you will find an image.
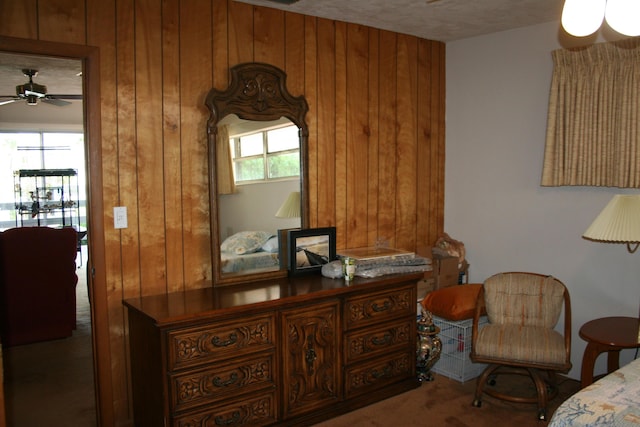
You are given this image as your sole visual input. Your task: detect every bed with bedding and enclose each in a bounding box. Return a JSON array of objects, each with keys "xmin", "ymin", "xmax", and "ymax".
[
  {"xmin": 548, "ymin": 357, "xmax": 640, "ymax": 426},
  {"xmin": 219, "ymin": 231, "xmax": 280, "ymax": 274}
]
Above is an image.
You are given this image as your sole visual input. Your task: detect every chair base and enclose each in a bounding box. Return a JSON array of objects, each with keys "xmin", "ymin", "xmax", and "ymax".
[{"xmin": 471, "ymin": 364, "xmax": 559, "ymax": 421}]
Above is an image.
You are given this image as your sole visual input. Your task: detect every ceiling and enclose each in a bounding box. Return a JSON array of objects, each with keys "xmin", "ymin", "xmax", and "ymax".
[
  {"xmin": 0, "ymin": 0, "xmax": 567, "ymax": 124},
  {"xmin": 234, "ymin": 0, "xmax": 565, "ymax": 42}
]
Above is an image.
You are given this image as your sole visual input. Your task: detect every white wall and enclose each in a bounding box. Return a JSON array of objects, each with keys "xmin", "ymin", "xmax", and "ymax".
[{"xmin": 446, "ymin": 21, "xmax": 640, "ymax": 379}]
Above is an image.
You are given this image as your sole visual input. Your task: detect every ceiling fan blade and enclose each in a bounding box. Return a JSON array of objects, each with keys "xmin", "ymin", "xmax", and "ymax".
[
  {"xmin": 41, "ymin": 97, "xmax": 72, "ymax": 107},
  {"xmin": 0, "ymin": 98, "xmax": 19, "ymax": 106},
  {"xmin": 47, "ymin": 94, "xmax": 83, "ymax": 100}
]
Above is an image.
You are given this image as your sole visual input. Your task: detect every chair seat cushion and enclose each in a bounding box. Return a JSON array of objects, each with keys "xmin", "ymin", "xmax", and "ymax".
[
  {"xmin": 421, "ymin": 283, "xmax": 485, "ymax": 321},
  {"xmin": 475, "ymin": 324, "xmax": 567, "ymax": 366}
]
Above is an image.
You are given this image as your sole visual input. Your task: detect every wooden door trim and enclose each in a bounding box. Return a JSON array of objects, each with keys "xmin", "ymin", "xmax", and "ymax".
[{"xmin": 0, "ymin": 35, "xmax": 109, "ymax": 427}]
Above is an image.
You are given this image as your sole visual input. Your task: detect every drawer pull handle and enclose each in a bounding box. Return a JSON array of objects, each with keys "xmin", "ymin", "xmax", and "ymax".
[
  {"xmin": 372, "ymin": 333, "xmax": 391, "ymax": 346},
  {"xmin": 215, "ymin": 411, "xmax": 240, "ymax": 426},
  {"xmin": 372, "ymin": 366, "xmax": 391, "ymax": 379},
  {"xmin": 371, "ymin": 300, "xmax": 391, "ymax": 312},
  {"xmin": 213, "ymin": 372, "xmax": 239, "ymax": 387},
  {"xmin": 212, "ymin": 332, "xmax": 238, "ymax": 347}
]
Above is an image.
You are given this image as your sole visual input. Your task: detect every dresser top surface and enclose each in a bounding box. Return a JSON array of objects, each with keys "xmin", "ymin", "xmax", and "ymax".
[{"xmin": 123, "ymin": 272, "xmax": 422, "ymax": 325}]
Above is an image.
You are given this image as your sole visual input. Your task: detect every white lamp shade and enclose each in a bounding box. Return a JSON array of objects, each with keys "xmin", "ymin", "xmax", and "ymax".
[
  {"xmin": 275, "ymin": 191, "xmax": 301, "ymax": 218},
  {"xmin": 605, "ymin": 0, "xmax": 640, "ymax": 36},
  {"xmin": 583, "ymin": 195, "xmax": 640, "ymax": 243},
  {"xmin": 562, "ymin": 0, "xmax": 607, "ymax": 36}
]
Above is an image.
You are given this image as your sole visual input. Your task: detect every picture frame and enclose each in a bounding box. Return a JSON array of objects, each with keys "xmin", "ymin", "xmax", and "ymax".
[
  {"xmin": 277, "ymin": 227, "xmax": 300, "ymax": 270},
  {"xmin": 287, "ymin": 227, "xmax": 337, "ymax": 276}
]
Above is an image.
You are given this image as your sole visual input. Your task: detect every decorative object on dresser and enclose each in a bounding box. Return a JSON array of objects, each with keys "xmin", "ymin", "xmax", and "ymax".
[
  {"xmin": 287, "ymin": 227, "xmax": 336, "ymax": 276},
  {"xmin": 123, "ymin": 272, "xmax": 422, "ymax": 426}
]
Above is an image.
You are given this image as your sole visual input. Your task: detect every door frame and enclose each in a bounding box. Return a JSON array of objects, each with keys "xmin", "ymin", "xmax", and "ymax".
[{"xmin": 0, "ymin": 35, "xmax": 109, "ymax": 426}]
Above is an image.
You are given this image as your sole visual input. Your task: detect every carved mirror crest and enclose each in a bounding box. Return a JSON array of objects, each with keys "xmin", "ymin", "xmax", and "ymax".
[{"xmin": 206, "ymin": 63, "xmax": 309, "ymax": 286}]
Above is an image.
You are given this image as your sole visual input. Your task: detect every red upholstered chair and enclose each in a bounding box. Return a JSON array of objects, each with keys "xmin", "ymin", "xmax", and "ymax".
[{"xmin": 0, "ymin": 226, "xmax": 78, "ymax": 347}]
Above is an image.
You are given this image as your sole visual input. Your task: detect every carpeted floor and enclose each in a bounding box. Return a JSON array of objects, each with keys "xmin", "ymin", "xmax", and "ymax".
[
  {"xmin": 3, "ymin": 259, "xmax": 97, "ymax": 427},
  {"xmin": 313, "ymin": 372, "xmax": 581, "ymax": 427}
]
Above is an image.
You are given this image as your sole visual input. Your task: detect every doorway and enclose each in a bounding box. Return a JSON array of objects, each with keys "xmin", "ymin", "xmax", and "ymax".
[{"xmin": 0, "ymin": 37, "xmax": 106, "ymax": 427}]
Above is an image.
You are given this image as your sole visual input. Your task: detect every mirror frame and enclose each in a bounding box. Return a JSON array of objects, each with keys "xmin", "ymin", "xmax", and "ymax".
[{"xmin": 205, "ymin": 62, "xmax": 309, "ymax": 286}]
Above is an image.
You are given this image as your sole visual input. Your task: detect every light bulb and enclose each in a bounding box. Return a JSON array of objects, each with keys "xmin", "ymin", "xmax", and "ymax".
[
  {"xmin": 561, "ymin": 0, "xmax": 607, "ymax": 36},
  {"xmin": 605, "ymin": 0, "xmax": 640, "ymax": 36}
]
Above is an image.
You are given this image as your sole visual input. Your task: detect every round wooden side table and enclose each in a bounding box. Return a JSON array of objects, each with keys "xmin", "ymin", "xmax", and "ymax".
[{"xmin": 579, "ymin": 316, "xmax": 640, "ymax": 388}]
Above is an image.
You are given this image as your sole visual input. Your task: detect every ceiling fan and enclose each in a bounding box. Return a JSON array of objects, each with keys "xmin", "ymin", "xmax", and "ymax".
[{"xmin": 0, "ymin": 69, "xmax": 82, "ymax": 107}]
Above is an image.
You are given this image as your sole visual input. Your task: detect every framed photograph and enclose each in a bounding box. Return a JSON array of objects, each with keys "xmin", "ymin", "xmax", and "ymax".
[
  {"xmin": 287, "ymin": 227, "xmax": 336, "ymax": 276},
  {"xmin": 277, "ymin": 228, "xmax": 300, "ymax": 270}
]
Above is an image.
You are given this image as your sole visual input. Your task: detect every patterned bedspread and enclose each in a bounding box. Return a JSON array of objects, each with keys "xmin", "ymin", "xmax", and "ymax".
[
  {"xmin": 221, "ymin": 251, "xmax": 279, "ymax": 273},
  {"xmin": 549, "ymin": 357, "xmax": 640, "ymax": 426}
]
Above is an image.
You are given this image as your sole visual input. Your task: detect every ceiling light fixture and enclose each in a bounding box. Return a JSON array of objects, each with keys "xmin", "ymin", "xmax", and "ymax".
[{"xmin": 562, "ymin": 0, "xmax": 640, "ymax": 37}]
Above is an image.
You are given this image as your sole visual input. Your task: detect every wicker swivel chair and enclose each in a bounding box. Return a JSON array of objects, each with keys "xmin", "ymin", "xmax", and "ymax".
[{"xmin": 470, "ymin": 272, "xmax": 571, "ymax": 420}]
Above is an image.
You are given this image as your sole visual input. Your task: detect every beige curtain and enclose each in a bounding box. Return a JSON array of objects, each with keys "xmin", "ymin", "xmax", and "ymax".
[
  {"xmin": 216, "ymin": 124, "xmax": 236, "ymax": 195},
  {"xmin": 542, "ymin": 38, "xmax": 640, "ymax": 188}
]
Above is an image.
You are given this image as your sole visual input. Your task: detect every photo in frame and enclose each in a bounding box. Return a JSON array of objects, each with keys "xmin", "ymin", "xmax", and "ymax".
[{"xmin": 287, "ymin": 227, "xmax": 337, "ymax": 275}]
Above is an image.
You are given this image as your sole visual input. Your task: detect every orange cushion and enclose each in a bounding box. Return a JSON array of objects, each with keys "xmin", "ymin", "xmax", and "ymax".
[{"xmin": 421, "ymin": 283, "xmax": 484, "ymax": 321}]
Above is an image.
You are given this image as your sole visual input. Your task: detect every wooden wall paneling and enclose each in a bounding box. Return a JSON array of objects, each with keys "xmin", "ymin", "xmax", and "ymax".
[
  {"xmin": 254, "ymin": 6, "xmax": 285, "ymax": 68},
  {"xmin": 113, "ymin": 0, "xmax": 139, "ymax": 422},
  {"xmin": 394, "ymin": 35, "xmax": 418, "ymax": 253},
  {"xmin": 0, "ymin": 1, "xmax": 37, "ymax": 39},
  {"xmin": 345, "ymin": 24, "xmax": 370, "ymax": 248},
  {"xmin": 161, "ymin": 0, "xmax": 184, "ymax": 292},
  {"xmin": 431, "ymin": 42, "xmax": 446, "ymax": 243},
  {"xmin": 304, "ymin": 15, "xmax": 318, "ymax": 228},
  {"xmin": 85, "ymin": 0, "xmax": 119, "ymax": 423},
  {"xmin": 333, "ymin": 21, "xmax": 347, "ymax": 246},
  {"xmin": 228, "ymin": 0, "xmax": 254, "ymax": 65},
  {"xmin": 212, "ymin": 0, "xmax": 229, "ymax": 90},
  {"xmin": 179, "ymin": 0, "xmax": 213, "ymax": 288},
  {"xmin": 284, "ymin": 12, "xmax": 305, "ymax": 97},
  {"xmin": 135, "ymin": 0, "xmax": 167, "ymax": 294},
  {"xmin": 415, "ymin": 40, "xmax": 432, "ymax": 257},
  {"xmin": 316, "ymin": 19, "xmax": 336, "ymax": 230},
  {"xmin": 377, "ymin": 30, "xmax": 398, "ymax": 248},
  {"xmin": 38, "ymin": 0, "xmax": 86, "ymax": 44},
  {"xmin": 367, "ymin": 29, "xmax": 380, "ymax": 247}
]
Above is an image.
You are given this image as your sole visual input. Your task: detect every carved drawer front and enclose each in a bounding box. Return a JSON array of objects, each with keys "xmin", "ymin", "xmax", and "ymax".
[
  {"xmin": 344, "ymin": 320, "xmax": 413, "ymax": 364},
  {"xmin": 344, "ymin": 285, "xmax": 415, "ymax": 330},
  {"xmin": 167, "ymin": 314, "xmax": 275, "ymax": 370},
  {"xmin": 169, "ymin": 353, "xmax": 276, "ymax": 413},
  {"xmin": 172, "ymin": 390, "xmax": 277, "ymax": 427},
  {"xmin": 344, "ymin": 351, "xmax": 413, "ymax": 399}
]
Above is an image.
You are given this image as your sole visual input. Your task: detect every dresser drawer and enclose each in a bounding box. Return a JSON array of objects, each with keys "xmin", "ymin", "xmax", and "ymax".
[
  {"xmin": 344, "ymin": 320, "xmax": 413, "ymax": 364},
  {"xmin": 167, "ymin": 314, "xmax": 275, "ymax": 370},
  {"xmin": 172, "ymin": 390, "xmax": 277, "ymax": 427},
  {"xmin": 170, "ymin": 353, "xmax": 276, "ymax": 413},
  {"xmin": 343, "ymin": 351, "xmax": 413, "ymax": 399},
  {"xmin": 344, "ymin": 285, "xmax": 415, "ymax": 330}
]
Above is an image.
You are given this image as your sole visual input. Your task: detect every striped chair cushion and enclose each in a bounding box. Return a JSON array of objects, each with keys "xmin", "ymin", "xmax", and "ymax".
[{"xmin": 475, "ymin": 324, "xmax": 566, "ymax": 365}]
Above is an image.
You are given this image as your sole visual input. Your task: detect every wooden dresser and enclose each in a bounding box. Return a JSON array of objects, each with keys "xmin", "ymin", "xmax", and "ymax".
[{"xmin": 123, "ymin": 272, "xmax": 422, "ymax": 426}]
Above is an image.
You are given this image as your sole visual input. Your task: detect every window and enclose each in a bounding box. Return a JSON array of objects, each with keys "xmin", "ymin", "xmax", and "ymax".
[
  {"xmin": 0, "ymin": 131, "xmax": 85, "ymax": 229},
  {"xmin": 230, "ymin": 124, "xmax": 299, "ymax": 184}
]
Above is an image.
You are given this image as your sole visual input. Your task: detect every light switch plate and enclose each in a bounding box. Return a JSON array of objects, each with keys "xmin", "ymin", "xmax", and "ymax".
[{"xmin": 114, "ymin": 206, "xmax": 128, "ymax": 229}]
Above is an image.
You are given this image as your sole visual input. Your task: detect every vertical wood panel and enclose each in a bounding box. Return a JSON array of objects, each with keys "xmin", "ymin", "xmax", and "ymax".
[
  {"xmin": 254, "ymin": 6, "xmax": 285, "ymax": 68},
  {"xmin": 304, "ymin": 15, "xmax": 318, "ymax": 227},
  {"xmin": 0, "ymin": 1, "xmax": 37, "ymax": 39},
  {"xmin": 284, "ymin": 12, "xmax": 305, "ymax": 97},
  {"xmin": 333, "ymin": 21, "xmax": 347, "ymax": 246},
  {"xmin": 136, "ymin": 0, "xmax": 167, "ymax": 294},
  {"xmin": 212, "ymin": 0, "xmax": 229, "ymax": 89},
  {"xmin": 395, "ymin": 35, "xmax": 418, "ymax": 252},
  {"xmin": 162, "ymin": 0, "xmax": 184, "ymax": 291},
  {"xmin": 316, "ymin": 19, "xmax": 336, "ymax": 228},
  {"xmin": 367, "ymin": 29, "xmax": 380, "ymax": 247},
  {"xmin": 228, "ymin": 1, "xmax": 254, "ymax": 65},
  {"xmin": 377, "ymin": 30, "xmax": 398, "ymax": 247},
  {"xmin": 180, "ymin": 0, "xmax": 213, "ymax": 287},
  {"xmin": 38, "ymin": 0, "xmax": 86, "ymax": 44},
  {"xmin": 345, "ymin": 24, "xmax": 369, "ymax": 248},
  {"xmin": 416, "ymin": 40, "xmax": 432, "ymax": 257}
]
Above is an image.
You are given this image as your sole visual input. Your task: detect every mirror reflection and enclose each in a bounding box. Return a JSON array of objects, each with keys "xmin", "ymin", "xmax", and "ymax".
[{"xmin": 217, "ymin": 115, "xmax": 301, "ymax": 275}]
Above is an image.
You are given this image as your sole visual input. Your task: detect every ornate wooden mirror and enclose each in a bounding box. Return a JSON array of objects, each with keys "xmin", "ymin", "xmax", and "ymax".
[{"xmin": 206, "ymin": 63, "xmax": 309, "ymax": 286}]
